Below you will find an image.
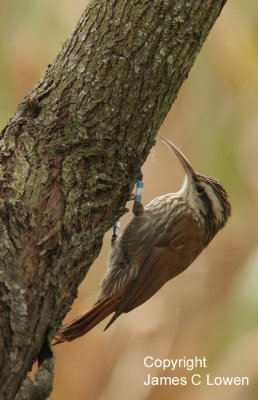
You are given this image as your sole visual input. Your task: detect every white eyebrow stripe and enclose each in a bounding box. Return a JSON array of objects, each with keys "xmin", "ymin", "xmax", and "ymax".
[{"xmin": 200, "ymin": 182, "xmax": 223, "ymax": 223}]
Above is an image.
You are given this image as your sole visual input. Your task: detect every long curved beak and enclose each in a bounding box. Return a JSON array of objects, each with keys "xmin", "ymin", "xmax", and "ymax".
[{"xmin": 160, "ymin": 136, "xmax": 196, "ymax": 179}]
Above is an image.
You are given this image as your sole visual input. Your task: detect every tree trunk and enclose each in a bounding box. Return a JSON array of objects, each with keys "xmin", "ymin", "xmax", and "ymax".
[{"xmin": 0, "ymin": 0, "xmax": 227, "ymax": 398}]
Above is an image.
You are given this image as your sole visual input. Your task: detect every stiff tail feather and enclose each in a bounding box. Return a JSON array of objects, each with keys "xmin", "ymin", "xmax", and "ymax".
[{"xmin": 53, "ymin": 295, "xmax": 121, "ymax": 345}]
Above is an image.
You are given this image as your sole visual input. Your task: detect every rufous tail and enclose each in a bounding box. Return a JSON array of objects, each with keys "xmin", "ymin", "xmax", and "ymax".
[{"xmin": 53, "ymin": 295, "xmax": 121, "ymax": 345}]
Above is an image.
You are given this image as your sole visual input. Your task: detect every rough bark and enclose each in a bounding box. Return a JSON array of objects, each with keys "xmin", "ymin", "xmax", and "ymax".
[{"xmin": 0, "ymin": 0, "xmax": 227, "ymax": 399}]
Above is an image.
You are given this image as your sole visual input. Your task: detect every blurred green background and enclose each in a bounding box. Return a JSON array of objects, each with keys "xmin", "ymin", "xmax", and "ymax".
[{"xmin": 1, "ymin": 1, "xmax": 258, "ymax": 399}]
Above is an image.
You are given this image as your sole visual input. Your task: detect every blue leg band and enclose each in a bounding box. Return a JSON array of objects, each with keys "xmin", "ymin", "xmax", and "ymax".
[{"xmin": 134, "ymin": 180, "xmax": 144, "ymax": 203}]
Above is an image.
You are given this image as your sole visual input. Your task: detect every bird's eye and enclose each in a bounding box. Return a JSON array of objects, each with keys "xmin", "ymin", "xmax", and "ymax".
[{"xmin": 197, "ymin": 185, "xmax": 204, "ymax": 194}]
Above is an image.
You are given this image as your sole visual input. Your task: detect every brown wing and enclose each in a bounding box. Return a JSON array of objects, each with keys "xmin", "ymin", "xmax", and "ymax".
[{"xmin": 105, "ymin": 213, "xmax": 203, "ymax": 330}]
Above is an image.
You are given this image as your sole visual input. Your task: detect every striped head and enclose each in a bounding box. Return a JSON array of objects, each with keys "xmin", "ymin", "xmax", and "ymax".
[{"xmin": 161, "ymin": 137, "xmax": 231, "ymax": 242}]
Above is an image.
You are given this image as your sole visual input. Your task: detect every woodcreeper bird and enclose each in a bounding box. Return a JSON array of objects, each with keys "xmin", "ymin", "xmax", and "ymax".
[{"xmin": 54, "ymin": 137, "xmax": 231, "ymax": 344}]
